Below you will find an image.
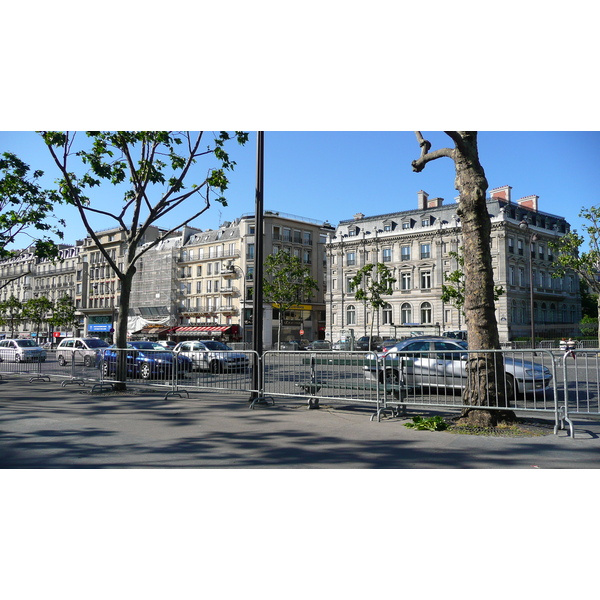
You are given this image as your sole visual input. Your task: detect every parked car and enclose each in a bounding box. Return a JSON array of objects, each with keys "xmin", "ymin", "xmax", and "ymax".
[
  {"xmin": 332, "ymin": 339, "xmax": 352, "ymax": 351},
  {"xmin": 56, "ymin": 337, "xmax": 111, "ymax": 367},
  {"xmin": 0, "ymin": 339, "xmax": 47, "ymax": 362},
  {"xmin": 305, "ymin": 340, "xmax": 332, "ymax": 351},
  {"xmin": 156, "ymin": 340, "xmax": 177, "ymax": 349},
  {"xmin": 173, "ymin": 340, "xmax": 249, "ymax": 372},
  {"xmin": 364, "ymin": 336, "xmax": 552, "ymax": 397},
  {"xmin": 278, "ymin": 340, "xmax": 306, "ymax": 351},
  {"xmin": 442, "ymin": 330, "xmax": 468, "ymax": 341},
  {"xmin": 102, "ymin": 341, "xmax": 193, "ymax": 379},
  {"xmin": 380, "ymin": 339, "xmax": 401, "ymax": 352},
  {"xmin": 355, "ymin": 335, "xmax": 383, "ymax": 351}
]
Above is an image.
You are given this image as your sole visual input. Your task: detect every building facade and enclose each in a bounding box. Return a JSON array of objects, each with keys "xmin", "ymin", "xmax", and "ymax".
[{"xmin": 326, "ymin": 186, "xmax": 581, "ymax": 344}]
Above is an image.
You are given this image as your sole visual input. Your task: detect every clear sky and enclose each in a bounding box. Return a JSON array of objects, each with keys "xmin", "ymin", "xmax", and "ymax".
[{"xmin": 1, "ymin": 131, "xmax": 599, "ymax": 249}]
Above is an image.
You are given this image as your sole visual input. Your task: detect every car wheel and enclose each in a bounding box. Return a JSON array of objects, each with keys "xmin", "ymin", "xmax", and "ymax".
[
  {"xmin": 504, "ymin": 373, "xmax": 516, "ymax": 401},
  {"xmin": 379, "ymin": 368, "xmax": 401, "ymax": 385},
  {"xmin": 15, "ymin": 354, "xmax": 22, "ymax": 363},
  {"xmin": 58, "ymin": 355, "xmax": 66, "ymax": 366},
  {"xmin": 210, "ymin": 360, "xmax": 221, "ymax": 374},
  {"xmin": 140, "ymin": 363, "xmax": 152, "ymax": 380},
  {"xmin": 83, "ymin": 355, "xmax": 94, "ymax": 368}
]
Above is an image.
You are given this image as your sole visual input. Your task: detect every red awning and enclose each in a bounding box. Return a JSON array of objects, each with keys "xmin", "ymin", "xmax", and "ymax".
[{"xmin": 175, "ymin": 326, "xmax": 231, "ymax": 333}]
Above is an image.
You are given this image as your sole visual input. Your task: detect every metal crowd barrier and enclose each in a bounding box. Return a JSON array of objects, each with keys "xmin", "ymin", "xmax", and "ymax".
[
  {"xmin": 558, "ymin": 348, "xmax": 600, "ymax": 436},
  {"xmin": 261, "ymin": 351, "xmax": 408, "ymax": 421},
  {"xmin": 261, "ymin": 348, "xmax": 565, "ymax": 429},
  {"xmin": 3, "ymin": 344, "xmax": 600, "ymax": 437}
]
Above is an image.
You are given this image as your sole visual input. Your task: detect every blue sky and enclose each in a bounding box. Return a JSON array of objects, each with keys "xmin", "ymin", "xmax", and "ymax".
[{"xmin": 1, "ymin": 131, "xmax": 599, "ymax": 249}]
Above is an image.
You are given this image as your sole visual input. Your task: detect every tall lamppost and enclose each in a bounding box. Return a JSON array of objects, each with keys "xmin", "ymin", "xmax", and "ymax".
[
  {"xmin": 519, "ymin": 220, "xmax": 538, "ymax": 348},
  {"xmin": 226, "ymin": 261, "xmax": 249, "ymax": 346}
]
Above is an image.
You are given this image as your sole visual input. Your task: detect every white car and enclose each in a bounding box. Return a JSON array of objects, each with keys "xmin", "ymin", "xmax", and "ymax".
[
  {"xmin": 56, "ymin": 337, "xmax": 111, "ymax": 367},
  {"xmin": 0, "ymin": 339, "xmax": 47, "ymax": 362},
  {"xmin": 364, "ymin": 336, "xmax": 552, "ymax": 398},
  {"xmin": 173, "ymin": 340, "xmax": 249, "ymax": 373}
]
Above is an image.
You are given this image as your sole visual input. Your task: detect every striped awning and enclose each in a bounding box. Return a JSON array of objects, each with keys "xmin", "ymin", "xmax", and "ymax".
[{"xmin": 175, "ymin": 326, "xmax": 231, "ymax": 333}]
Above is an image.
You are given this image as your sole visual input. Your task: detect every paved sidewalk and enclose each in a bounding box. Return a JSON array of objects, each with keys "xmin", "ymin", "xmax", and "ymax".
[{"xmin": 1, "ymin": 375, "xmax": 599, "ymax": 468}]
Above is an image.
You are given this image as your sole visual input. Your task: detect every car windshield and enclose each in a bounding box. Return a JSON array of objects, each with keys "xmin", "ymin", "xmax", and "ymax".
[
  {"xmin": 85, "ymin": 339, "xmax": 110, "ymax": 348},
  {"xmin": 130, "ymin": 342, "xmax": 160, "ymax": 350},
  {"xmin": 15, "ymin": 340, "xmax": 38, "ymax": 347},
  {"xmin": 150, "ymin": 342, "xmax": 168, "ymax": 350},
  {"xmin": 203, "ymin": 341, "xmax": 230, "ymax": 351}
]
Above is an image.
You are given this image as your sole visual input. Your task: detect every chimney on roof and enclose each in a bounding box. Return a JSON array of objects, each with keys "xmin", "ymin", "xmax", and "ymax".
[
  {"xmin": 427, "ymin": 197, "xmax": 444, "ymax": 208},
  {"xmin": 353, "ymin": 213, "xmax": 365, "ymax": 221},
  {"xmin": 490, "ymin": 185, "xmax": 512, "ymax": 202},
  {"xmin": 417, "ymin": 190, "xmax": 429, "ymax": 210},
  {"xmin": 517, "ymin": 195, "xmax": 539, "ymax": 211}
]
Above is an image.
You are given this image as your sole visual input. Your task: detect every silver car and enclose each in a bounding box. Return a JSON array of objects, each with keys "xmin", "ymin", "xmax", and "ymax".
[
  {"xmin": 364, "ymin": 336, "xmax": 552, "ymax": 397},
  {"xmin": 0, "ymin": 339, "xmax": 47, "ymax": 362},
  {"xmin": 173, "ymin": 340, "xmax": 249, "ymax": 373},
  {"xmin": 56, "ymin": 337, "xmax": 111, "ymax": 367}
]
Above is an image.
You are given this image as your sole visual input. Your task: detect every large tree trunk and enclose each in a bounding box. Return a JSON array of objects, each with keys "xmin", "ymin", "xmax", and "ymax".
[
  {"xmin": 413, "ymin": 132, "xmax": 516, "ymax": 427},
  {"xmin": 113, "ymin": 266, "xmax": 135, "ymax": 391}
]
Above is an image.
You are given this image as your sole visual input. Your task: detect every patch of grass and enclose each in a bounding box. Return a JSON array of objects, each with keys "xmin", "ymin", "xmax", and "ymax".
[{"xmin": 404, "ymin": 415, "xmax": 448, "ymax": 431}]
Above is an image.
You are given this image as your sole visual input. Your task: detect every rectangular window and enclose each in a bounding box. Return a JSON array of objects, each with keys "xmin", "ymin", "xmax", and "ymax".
[
  {"xmin": 420, "ymin": 244, "xmax": 431, "ymax": 259},
  {"xmin": 508, "ymin": 237, "xmax": 514, "ymax": 253},
  {"xmin": 382, "ymin": 248, "xmax": 392, "ymax": 262},
  {"xmin": 518, "ymin": 240, "xmax": 524, "ymax": 256},
  {"xmin": 420, "ymin": 270, "xmax": 431, "ymax": 289},
  {"xmin": 421, "ymin": 219, "xmax": 429, "ymax": 227},
  {"xmin": 401, "ymin": 245, "xmax": 411, "ymax": 261},
  {"xmin": 247, "ymin": 244, "xmax": 255, "ymax": 260},
  {"xmin": 347, "ymin": 252, "xmax": 356, "ymax": 266},
  {"xmin": 401, "ymin": 272, "xmax": 411, "ymax": 290},
  {"xmin": 402, "ymin": 222, "xmax": 411, "ymax": 230}
]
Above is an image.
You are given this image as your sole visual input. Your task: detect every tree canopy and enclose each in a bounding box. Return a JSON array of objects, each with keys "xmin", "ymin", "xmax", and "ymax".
[
  {"xmin": 0, "ymin": 152, "xmax": 65, "ymax": 280},
  {"xmin": 41, "ymin": 131, "xmax": 248, "ymax": 388}
]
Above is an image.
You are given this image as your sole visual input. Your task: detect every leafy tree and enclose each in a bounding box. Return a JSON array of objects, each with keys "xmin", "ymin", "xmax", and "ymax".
[
  {"xmin": 349, "ymin": 263, "xmax": 396, "ymax": 350},
  {"xmin": 48, "ymin": 294, "xmax": 79, "ymax": 334},
  {"xmin": 0, "ymin": 152, "xmax": 65, "ymax": 289},
  {"xmin": 23, "ymin": 295, "xmax": 54, "ymax": 340},
  {"xmin": 579, "ymin": 280, "xmax": 598, "ymax": 320},
  {"xmin": 550, "ymin": 206, "xmax": 600, "ymax": 346},
  {"xmin": 0, "ymin": 295, "xmax": 24, "ymax": 338},
  {"xmin": 41, "ymin": 131, "xmax": 248, "ymax": 389},
  {"xmin": 412, "ymin": 131, "xmax": 513, "ymax": 427},
  {"xmin": 441, "ymin": 248, "xmax": 504, "ymax": 327},
  {"xmin": 262, "ymin": 251, "xmax": 319, "ymax": 350}
]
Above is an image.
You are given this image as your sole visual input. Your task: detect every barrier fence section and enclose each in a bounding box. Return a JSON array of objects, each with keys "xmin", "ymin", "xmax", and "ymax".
[
  {"xmin": 262, "ymin": 350, "xmax": 414, "ymax": 421},
  {"xmin": 96, "ymin": 347, "xmax": 261, "ymax": 400},
  {"xmin": 559, "ymin": 349, "xmax": 600, "ymax": 435},
  {"xmin": 3, "ymin": 345, "xmax": 600, "ymax": 437},
  {"xmin": 262, "ymin": 348, "xmax": 565, "ymax": 429}
]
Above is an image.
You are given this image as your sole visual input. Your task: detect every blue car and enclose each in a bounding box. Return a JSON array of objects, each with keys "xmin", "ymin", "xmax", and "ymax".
[{"xmin": 101, "ymin": 341, "xmax": 193, "ymax": 380}]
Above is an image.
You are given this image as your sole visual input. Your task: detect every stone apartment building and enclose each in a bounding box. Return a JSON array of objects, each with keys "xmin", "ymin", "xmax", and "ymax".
[
  {"xmin": 326, "ymin": 186, "xmax": 581, "ymax": 344},
  {"xmin": 169, "ymin": 211, "xmax": 334, "ymax": 347}
]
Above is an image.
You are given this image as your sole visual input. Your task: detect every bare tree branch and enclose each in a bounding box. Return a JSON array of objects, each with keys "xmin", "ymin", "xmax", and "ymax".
[{"xmin": 411, "ymin": 131, "xmax": 454, "ymax": 172}]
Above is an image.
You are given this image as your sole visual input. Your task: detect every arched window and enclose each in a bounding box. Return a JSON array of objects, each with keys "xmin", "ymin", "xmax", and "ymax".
[
  {"xmin": 550, "ymin": 303, "xmax": 556, "ymax": 323},
  {"xmin": 541, "ymin": 303, "xmax": 547, "ymax": 323},
  {"xmin": 421, "ymin": 302, "xmax": 432, "ymax": 324},
  {"xmin": 401, "ymin": 303, "xmax": 412, "ymax": 325},
  {"xmin": 382, "ymin": 303, "xmax": 393, "ymax": 325},
  {"xmin": 346, "ymin": 304, "xmax": 356, "ymax": 326}
]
